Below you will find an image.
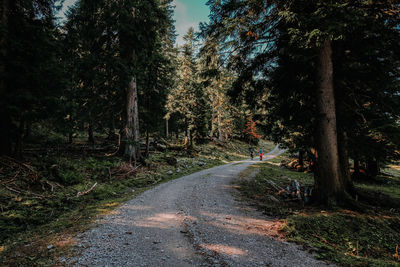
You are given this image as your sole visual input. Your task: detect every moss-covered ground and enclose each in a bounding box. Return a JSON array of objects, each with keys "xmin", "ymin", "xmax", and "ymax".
[
  {"xmin": 236, "ymin": 155, "xmax": 400, "ymax": 266},
  {"xmin": 0, "ymin": 135, "xmax": 273, "ymax": 266}
]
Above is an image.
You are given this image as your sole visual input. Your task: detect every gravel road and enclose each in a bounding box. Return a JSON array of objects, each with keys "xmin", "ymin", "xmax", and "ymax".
[{"xmin": 69, "ymin": 145, "xmax": 330, "ymax": 266}]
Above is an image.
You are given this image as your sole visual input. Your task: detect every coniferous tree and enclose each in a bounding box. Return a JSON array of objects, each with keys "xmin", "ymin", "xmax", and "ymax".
[
  {"xmin": 205, "ymin": 0, "xmax": 400, "ymax": 204},
  {"xmin": 0, "ymin": 0, "xmax": 64, "ymax": 156},
  {"xmin": 167, "ymin": 27, "xmax": 207, "ymax": 146},
  {"xmin": 199, "ymin": 37, "xmax": 236, "ymax": 142}
]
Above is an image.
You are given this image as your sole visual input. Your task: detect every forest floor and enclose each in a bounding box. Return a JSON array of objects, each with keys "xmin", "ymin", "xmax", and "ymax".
[
  {"xmin": 0, "ymin": 134, "xmax": 273, "ymax": 266},
  {"xmin": 1, "ymin": 136, "xmax": 399, "ymax": 266},
  {"xmin": 236, "ymin": 153, "xmax": 400, "ymax": 266}
]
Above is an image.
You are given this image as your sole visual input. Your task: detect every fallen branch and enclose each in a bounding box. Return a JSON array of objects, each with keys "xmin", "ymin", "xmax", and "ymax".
[
  {"xmin": 4, "ymin": 185, "xmax": 21, "ymax": 194},
  {"xmin": 264, "ymin": 179, "xmax": 284, "ymax": 191},
  {"xmin": 76, "ymin": 182, "xmax": 98, "ymax": 197},
  {"xmin": 45, "ymin": 180, "xmax": 63, "ymax": 192}
]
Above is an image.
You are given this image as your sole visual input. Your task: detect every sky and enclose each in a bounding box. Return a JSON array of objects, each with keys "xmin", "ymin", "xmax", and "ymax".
[
  {"xmin": 173, "ymin": 0, "xmax": 210, "ymax": 45},
  {"xmin": 57, "ymin": 0, "xmax": 211, "ymax": 46}
]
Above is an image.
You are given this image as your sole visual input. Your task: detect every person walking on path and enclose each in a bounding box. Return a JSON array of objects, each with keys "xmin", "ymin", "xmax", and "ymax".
[
  {"xmin": 249, "ymin": 147, "xmax": 254, "ymax": 160},
  {"xmin": 259, "ymin": 148, "xmax": 263, "ymax": 161}
]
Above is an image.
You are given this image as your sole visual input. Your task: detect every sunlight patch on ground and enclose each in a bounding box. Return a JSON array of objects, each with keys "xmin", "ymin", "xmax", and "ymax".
[
  {"xmin": 199, "ymin": 211, "xmax": 284, "ymax": 239},
  {"xmin": 55, "ymin": 234, "xmax": 77, "ymax": 248},
  {"xmin": 132, "ymin": 213, "xmax": 196, "ymax": 229},
  {"xmin": 200, "ymin": 243, "xmax": 247, "ymax": 256}
]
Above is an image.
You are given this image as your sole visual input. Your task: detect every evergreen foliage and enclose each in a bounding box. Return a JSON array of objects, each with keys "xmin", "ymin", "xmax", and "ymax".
[{"xmin": 204, "ymin": 0, "xmax": 400, "ymax": 204}]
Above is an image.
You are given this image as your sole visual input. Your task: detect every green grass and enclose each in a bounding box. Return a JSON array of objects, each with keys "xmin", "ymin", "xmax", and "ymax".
[
  {"xmin": 236, "ymin": 155, "xmax": 400, "ymax": 266},
  {"xmin": 0, "ymin": 138, "xmax": 275, "ymax": 266},
  {"xmin": 284, "ymin": 214, "xmax": 400, "ymax": 266}
]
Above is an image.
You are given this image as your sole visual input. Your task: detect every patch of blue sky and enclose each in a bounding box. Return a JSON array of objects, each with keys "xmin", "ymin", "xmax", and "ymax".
[{"xmin": 56, "ymin": 0, "xmax": 211, "ymax": 46}]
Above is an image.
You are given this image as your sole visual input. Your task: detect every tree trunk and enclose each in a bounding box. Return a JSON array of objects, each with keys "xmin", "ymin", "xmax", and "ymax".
[
  {"xmin": 353, "ymin": 156, "xmax": 360, "ymax": 176},
  {"xmin": 145, "ymin": 130, "xmax": 150, "ymax": 158},
  {"xmin": 14, "ymin": 119, "xmax": 24, "ymax": 159},
  {"xmin": 0, "ymin": 0, "xmax": 11, "ymax": 155},
  {"xmin": 124, "ymin": 76, "xmax": 140, "ymax": 163},
  {"xmin": 68, "ymin": 131, "xmax": 73, "ymax": 144},
  {"xmin": 217, "ymin": 112, "xmax": 224, "ymax": 142},
  {"xmin": 24, "ymin": 120, "xmax": 31, "ymax": 140},
  {"xmin": 313, "ymin": 40, "xmax": 343, "ymax": 204},
  {"xmin": 165, "ymin": 118, "xmax": 169, "ymax": 138},
  {"xmin": 210, "ymin": 103, "xmax": 215, "ymax": 138},
  {"xmin": 337, "ymin": 130, "xmax": 355, "ymax": 195},
  {"xmin": 298, "ymin": 150, "xmax": 304, "ymax": 169},
  {"xmin": 88, "ymin": 123, "xmax": 95, "ymax": 144},
  {"xmin": 366, "ymin": 158, "xmax": 379, "ymax": 178}
]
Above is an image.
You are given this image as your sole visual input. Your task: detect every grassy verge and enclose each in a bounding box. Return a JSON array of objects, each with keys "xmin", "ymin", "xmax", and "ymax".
[
  {"xmin": 0, "ymin": 138, "xmax": 272, "ymax": 266},
  {"xmin": 236, "ymin": 155, "xmax": 400, "ymax": 266}
]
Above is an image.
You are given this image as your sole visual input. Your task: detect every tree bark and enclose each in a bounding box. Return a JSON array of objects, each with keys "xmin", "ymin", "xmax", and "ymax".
[
  {"xmin": 298, "ymin": 150, "xmax": 304, "ymax": 169},
  {"xmin": 165, "ymin": 117, "xmax": 169, "ymax": 138},
  {"xmin": 353, "ymin": 156, "xmax": 360, "ymax": 176},
  {"xmin": 14, "ymin": 118, "xmax": 24, "ymax": 159},
  {"xmin": 88, "ymin": 123, "xmax": 95, "ymax": 144},
  {"xmin": 124, "ymin": 76, "xmax": 140, "ymax": 163},
  {"xmin": 313, "ymin": 40, "xmax": 343, "ymax": 204},
  {"xmin": 68, "ymin": 131, "xmax": 73, "ymax": 144},
  {"xmin": 217, "ymin": 112, "xmax": 224, "ymax": 142},
  {"xmin": 24, "ymin": 120, "xmax": 31, "ymax": 140},
  {"xmin": 210, "ymin": 100, "xmax": 215, "ymax": 138},
  {"xmin": 0, "ymin": 0, "xmax": 11, "ymax": 155},
  {"xmin": 366, "ymin": 158, "xmax": 379, "ymax": 178},
  {"xmin": 145, "ymin": 130, "xmax": 150, "ymax": 158}
]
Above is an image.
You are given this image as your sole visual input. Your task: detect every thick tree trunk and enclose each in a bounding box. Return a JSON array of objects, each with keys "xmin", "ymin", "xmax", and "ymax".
[
  {"xmin": 313, "ymin": 40, "xmax": 344, "ymax": 204},
  {"xmin": 124, "ymin": 76, "xmax": 140, "ymax": 163}
]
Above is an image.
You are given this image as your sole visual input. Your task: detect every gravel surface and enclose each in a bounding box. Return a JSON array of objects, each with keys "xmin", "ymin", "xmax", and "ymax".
[{"xmin": 69, "ymin": 145, "xmax": 331, "ymax": 266}]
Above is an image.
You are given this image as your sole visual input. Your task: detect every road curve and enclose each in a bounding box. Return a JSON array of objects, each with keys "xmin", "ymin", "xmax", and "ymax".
[{"xmin": 69, "ymin": 145, "xmax": 329, "ymax": 266}]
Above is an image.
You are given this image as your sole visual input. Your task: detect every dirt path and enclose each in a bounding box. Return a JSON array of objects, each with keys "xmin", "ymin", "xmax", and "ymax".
[{"xmin": 69, "ymin": 145, "xmax": 329, "ymax": 266}]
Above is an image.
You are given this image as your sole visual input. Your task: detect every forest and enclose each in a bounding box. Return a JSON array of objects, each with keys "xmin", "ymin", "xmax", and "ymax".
[{"xmin": 1, "ymin": 0, "xmax": 400, "ymax": 266}]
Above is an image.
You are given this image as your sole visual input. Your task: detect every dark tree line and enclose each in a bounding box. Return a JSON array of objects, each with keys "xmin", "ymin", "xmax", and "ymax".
[
  {"xmin": 0, "ymin": 0, "xmax": 259, "ymax": 163},
  {"xmin": 0, "ymin": 0, "xmax": 178, "ymax": 162}
]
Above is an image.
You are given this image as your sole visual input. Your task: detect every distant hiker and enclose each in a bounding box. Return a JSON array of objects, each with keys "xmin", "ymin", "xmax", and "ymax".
[
  {"xmin": 259, "ymin": 148, "xmax": 263, "ymax": 161},
  {"xmin": 249, "ymin": 147, "xmax": 254, "ymax": 160}
]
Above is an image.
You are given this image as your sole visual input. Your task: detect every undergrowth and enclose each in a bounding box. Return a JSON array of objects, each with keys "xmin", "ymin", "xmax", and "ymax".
[{"xmin": 236, "ymin": 155, "xmax": 400, "ymax": 266}]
